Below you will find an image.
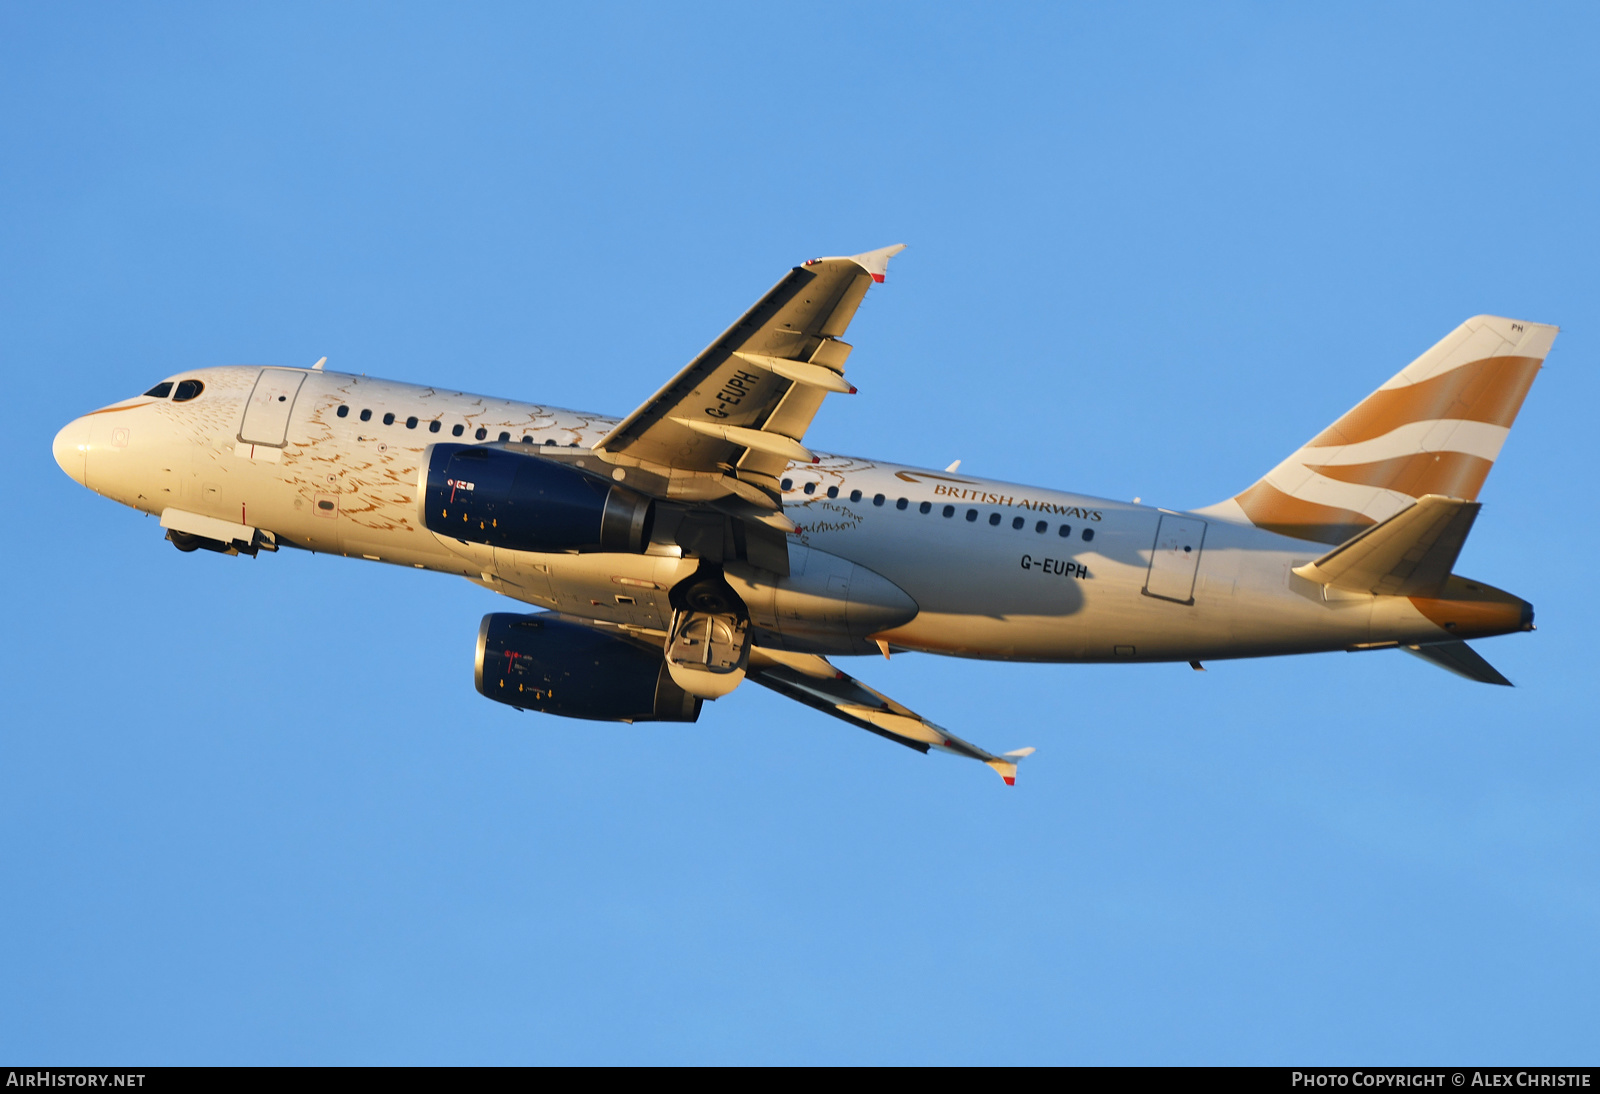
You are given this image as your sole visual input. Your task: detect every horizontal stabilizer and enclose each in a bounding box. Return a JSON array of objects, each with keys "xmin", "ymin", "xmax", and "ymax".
[
  {"xmin": 1401, "ymin": 640, "xmax": 1513, "ymax": 686},
  {"xmin": 1292, "ymin": 494, "xmax": 1479, "ymax": 597}
]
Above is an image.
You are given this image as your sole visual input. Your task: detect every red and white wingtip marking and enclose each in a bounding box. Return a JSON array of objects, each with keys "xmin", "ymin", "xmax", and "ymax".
[
  {"xmin": 851, "ymin": 243, "xmax": 906, "ymax": 282},
  {"xmin": 985, "ymin": 747, "xmax": 1037, "ymax": 787},
  {"xmin": 804, "ymin": 244, "xmax": 907, "ymax": 283}
]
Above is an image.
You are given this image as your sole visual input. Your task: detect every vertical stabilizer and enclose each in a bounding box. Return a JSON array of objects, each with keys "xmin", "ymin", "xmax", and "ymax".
[{"xmin": 1202, "ymin": 316, "xmax": 1556, "ymax": 544}]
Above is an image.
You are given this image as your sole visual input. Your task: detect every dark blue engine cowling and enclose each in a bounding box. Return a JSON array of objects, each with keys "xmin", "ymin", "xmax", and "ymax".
[
  {"xmin": 423, "ymin": 444, "xmax": 654, "ymax": 553},
  {"xmin": 475, "ymin": 613, "xmax": 701, "ymax": 723}
]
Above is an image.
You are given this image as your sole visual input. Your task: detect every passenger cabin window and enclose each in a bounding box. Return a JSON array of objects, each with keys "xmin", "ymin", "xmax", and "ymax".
[
  {"xmin": 383, "ymin": 412, "xmax": 396, "ymax": 425},
  {"xmin": 475, "ymin": 427, "xmax": 488, "ymax": 440},
  {"xmin": 172, "ymin": 380, "xmax": 204, "ymax": 402},
  {"xmin": 522, "ymin": 435, "xmax": 533, "ymax": 444},
  {"xmin": 336, "ymin": 405, "xmax": 350, "ymax": 418},
  {"xmin": 896, "ymin": 498, "xmax": 908, "ymax": 510},
  {"xmin": 966, "ymin": 509, "xmax": 978, "ymax": 522},
  {"xmin": 827, "ymin": 486, "xmax": 839, "ymax": 499},
  {"xmin": 942, "ymin": 505, "xmax": 955, "ymax": 517},
  {"xmin": 360, "ymin": 409, "xmax": 372, "ymax": 422},
  {"xmin": 143, "ymin": 382, "xmax": 173, "ymax": 399},
  {"xmin": 1082, "ymin": 528, "xmax": 1095, "ymax": 542},
  {"xmin": 498, "ymin": 432, "xmax": 510, "ymax": 442},
  {"xmin": 873, "ymin": 494, "xmax": 886, "ymax": 506},
  {"xmin": 850, "ymin": 489, "xmax": 863, "ymax": 502},
  {"xmin": 919, "ymin": 501, "xmax": 931, "ymax": 514},
  {"xmin": 1058, "ymin": 524, "xmax": 1071, "ymax": 538},
  {"xmin": 452, "ymin": 424, "xmax": 465, "ymax": 436},
  {"xmin": 429, "ymin": 420, "xmax": 441, "ymax": 433},
  {"xmin": 406, "ymin": 416, "xmax": 418, "ymax": 429},
  {"xmin": 781, "ymin": 478, "xmax": 793, "ymax": 491},
  {"xmin": 988, "ymin": 512, "xmax": 1001, "ymax": 526},
  {"xmin": 1035, "ymin": 520, "xmax": 1047, "ymax": 533},
  {"xmin": 803, "ymin": 482, "xmax": 816, "ymax": 495}
]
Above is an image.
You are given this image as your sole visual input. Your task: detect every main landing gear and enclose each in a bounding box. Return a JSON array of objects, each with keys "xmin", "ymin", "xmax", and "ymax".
[{"xmin": 663, "ymin": 564, "xmax": 751, "ymax": 700}]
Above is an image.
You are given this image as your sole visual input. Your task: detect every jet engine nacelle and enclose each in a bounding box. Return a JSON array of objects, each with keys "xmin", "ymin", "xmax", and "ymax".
[
  {"xmin": 422, "ymin": 444, "xmax": 654, "ymax": 554},
  {"xmin": 475, "ymin": 612, "xmax": 701, "ymax": 722}
]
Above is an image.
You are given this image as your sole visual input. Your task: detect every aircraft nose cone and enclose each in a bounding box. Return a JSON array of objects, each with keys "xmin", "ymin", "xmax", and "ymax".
[{"xmin": 53, "ymin": 418, "xmax": 88, "ymax": 486}]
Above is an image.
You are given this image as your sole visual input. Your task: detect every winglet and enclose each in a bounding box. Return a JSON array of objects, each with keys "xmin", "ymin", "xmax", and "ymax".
[
  {"xmin": 985, "ymin": 747, "xmax": 1037, "ymax": 787},
  {"xmin": 848, "ymin": 243, "xmax": 907, "ymax": 283}
]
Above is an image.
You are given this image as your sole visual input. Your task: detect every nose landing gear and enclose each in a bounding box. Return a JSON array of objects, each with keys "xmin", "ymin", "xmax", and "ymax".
[
  {"xmin": 165, "ymin": 526, "xmax": 277, "ymax": 557},
  {"xmin": 166, "ymin": 528, "xmax": 258, "ymax": 557}
]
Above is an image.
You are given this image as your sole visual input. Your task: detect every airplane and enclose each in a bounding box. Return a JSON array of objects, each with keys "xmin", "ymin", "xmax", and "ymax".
[{"xmin": 51, "ymin": 245, "xmax": 1554, "ymax": 785}]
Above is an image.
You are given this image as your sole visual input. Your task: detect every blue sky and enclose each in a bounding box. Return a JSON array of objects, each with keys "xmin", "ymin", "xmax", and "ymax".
[{"xmin": 3, "ymin": 3, "xmax": 1598, "ymax": 1064}]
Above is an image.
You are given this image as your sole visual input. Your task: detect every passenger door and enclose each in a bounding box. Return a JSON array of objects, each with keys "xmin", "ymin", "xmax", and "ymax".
[
  {"xmin": 1144, "ymin": 515, "xmax": 1207, "ymax": 605},
  {"xmin": 238, "ymin": 369, "xmax": 306, "ymax": 447}
]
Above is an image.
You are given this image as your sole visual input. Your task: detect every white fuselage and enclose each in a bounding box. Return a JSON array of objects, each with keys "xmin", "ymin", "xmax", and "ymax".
[{"xmin": 54, "ymin": 365, "xmax": 1481, "ymax": 664}]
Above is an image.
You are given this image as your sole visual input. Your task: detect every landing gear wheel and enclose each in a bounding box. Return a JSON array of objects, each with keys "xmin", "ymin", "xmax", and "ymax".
[
  {"xmin": 670, "ymin": 565, "xmax": 746, "ymax": 619},
  {"xmin": 681, "ymin": 577, "xmax": 739, "ymax": 616}
]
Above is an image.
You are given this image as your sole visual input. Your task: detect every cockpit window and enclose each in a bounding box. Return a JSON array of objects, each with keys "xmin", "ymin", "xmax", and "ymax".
[
  {"xmin": 143, "ymin": 382, "xmax": 173, "ymax": 398},
  {"xmin": 172, "ymin": 379, "xmax": 204, "ymax": 402}
]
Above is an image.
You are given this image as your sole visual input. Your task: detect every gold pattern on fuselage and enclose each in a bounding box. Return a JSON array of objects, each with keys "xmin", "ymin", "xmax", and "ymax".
[{"xmin": 51, "ymin": 250, "xmax": 1552, "ymax": 783}]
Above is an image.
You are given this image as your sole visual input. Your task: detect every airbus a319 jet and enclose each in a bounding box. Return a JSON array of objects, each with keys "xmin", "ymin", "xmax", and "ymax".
[{"xmin": 53, "ymin": 246, "xmax": 1553, "ymax": 784}]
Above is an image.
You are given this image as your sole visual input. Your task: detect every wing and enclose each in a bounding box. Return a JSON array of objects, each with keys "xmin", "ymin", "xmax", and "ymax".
[
  {"xmin": 595, "ymin": 245, "xmax": 905, "ymax": 494},
  {"xmin": 747, "ymin": 647, "xmax": 1036, "ymax": 785}
]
